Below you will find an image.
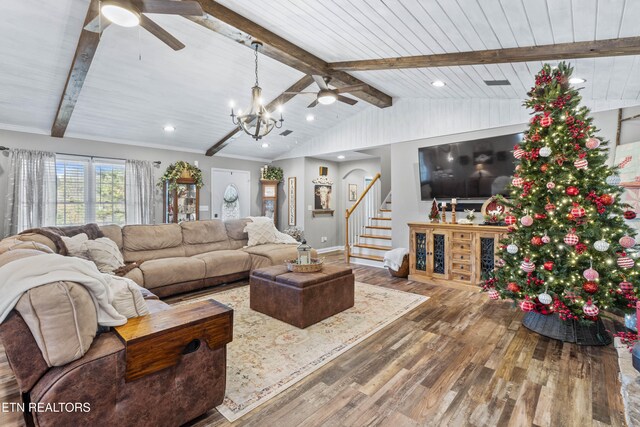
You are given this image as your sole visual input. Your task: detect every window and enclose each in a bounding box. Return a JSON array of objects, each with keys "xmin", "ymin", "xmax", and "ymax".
[{"xmin": 56, "ymin": 157, "xmax": 125, "ymax": 226}]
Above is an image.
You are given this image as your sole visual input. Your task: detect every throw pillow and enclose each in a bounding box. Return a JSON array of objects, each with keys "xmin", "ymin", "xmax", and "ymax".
[
  {"xmin": 84, "ymin": 237, "xmax": 125, "ymax": 273},
  {"xmin": 61, "ymin": 233, "xmax": 90, "ymax": 259},
  {"xmin": 108, "ymin": 275, "xmax": 149, "ymax": 318},
  {"xmin": 244, "ymin": 220, "xmax": 277, "ymax": 246}
]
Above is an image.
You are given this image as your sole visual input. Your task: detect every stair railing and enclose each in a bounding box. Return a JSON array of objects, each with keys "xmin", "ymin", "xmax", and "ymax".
[{"xmin": 345, "ymin": 173, "xmax": 382, "ymax": 263}]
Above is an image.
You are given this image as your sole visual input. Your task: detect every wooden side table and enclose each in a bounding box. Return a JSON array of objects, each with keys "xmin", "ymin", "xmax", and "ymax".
[{"xmin": 114, "ymin": 299, "xmax": 233, "ymax": 382}]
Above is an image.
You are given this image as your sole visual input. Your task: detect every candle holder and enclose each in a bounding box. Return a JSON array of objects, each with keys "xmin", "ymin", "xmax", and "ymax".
[
  {"xmin": 441, "ymin": 205, "xmax": 447, "ymax": 223},
  {"xmin": 451, "ymin": 203, "xmax": 457, "ymax": 224}
]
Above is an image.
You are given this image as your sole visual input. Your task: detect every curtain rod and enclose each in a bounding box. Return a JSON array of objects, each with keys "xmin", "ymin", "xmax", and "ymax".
[{"xmin": 0, "ymin": 146, "xmax": 161, "ymax": 166}]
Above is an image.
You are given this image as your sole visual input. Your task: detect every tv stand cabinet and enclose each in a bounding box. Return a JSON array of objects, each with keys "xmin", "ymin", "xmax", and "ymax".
[{"xmin": 408, "ymin": 222, "xmax": 507, "ymax": 289}]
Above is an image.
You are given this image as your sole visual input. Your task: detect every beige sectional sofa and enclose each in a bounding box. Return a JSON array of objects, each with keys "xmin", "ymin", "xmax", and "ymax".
[{"xmin": 19, "ymin": 218, "xmax": 312, "ymax": 298}]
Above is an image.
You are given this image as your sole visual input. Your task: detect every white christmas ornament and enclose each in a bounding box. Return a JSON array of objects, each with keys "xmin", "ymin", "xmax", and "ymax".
[
  {"xmin": 512, "ymin": 177, "xmax": 524, "ymax": 187},
  {"xmin": 574, "ymin": 159, "xmax": 588, "ymax": 169},
  {"xmin": 538, "ymin": 292, "xmax": 552, "ymax": 305},
  {"xmin": 546, "ymin": 182, "xmax": 555, "ymax": 190},
  {"xmin": 605, "ymin": 175, "xmax": 621, "ymax": 186},
  {"xmin": 539, "ymin": 146, "xmax": 552, "ymax": 157},
  {"xmin": 618, "ymin": 256, "xmax": 635, "ymax": 269},
  {"xmin": 520, "ymin": 259, "xmax": 536, "ymax": 273},
  {"xmin": 507, "ymin": 244, "xmax": 519, "ymax": 254},
  {"xmin": 542, "ymin": 233, "xmax": 551, "ymax": 244},
  {"xmin": 520, "ymin": 215, "xmax": 534, "ymax": 227},
  {"xmin": 583, "ymin": 267, "xmax": 599, "ymax": 281},
  {"xmin": 583, "ymin": 300, "xmax": 599, "ymax": 317},
  {"xmin": 586, "ymin": 138, "xmax": 600, "ymax": 149},
  {"xmin": 593, "ymin": 240, "xmax": 610, "ymax": 252}
]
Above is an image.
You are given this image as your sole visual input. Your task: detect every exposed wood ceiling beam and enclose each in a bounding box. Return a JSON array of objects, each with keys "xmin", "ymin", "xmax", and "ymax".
[
  {"xmin": 206, "ymin": 74, "xmax": 315, "ymax": 156},
  {"xmin": 329, "ymin": 37, "xmax": 640, "ymax": 71},
  {"xmin": 188, "ymin": 1, "xmax": 392, "ymax": 108},
  {"xmin": 51, "ymin": 0, "xmax": 101, "ymax": 138}
]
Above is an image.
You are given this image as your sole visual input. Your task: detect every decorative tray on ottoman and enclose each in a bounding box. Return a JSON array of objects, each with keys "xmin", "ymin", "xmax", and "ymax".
[{"xmin": 285, "ymin": 258, "xmax": 324, "ymax": 273}]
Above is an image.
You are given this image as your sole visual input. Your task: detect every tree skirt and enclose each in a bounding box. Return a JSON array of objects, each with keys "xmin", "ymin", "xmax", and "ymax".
[
  {"xmin": 615, "ymin": 338, "xmax": 640, "ymax": 426},
  {"xmin": 176, "ymin": 282, "xmax": 428, "ymax": 422}
]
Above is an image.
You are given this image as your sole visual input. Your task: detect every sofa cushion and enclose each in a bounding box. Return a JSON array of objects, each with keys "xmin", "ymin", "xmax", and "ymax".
[
  {"xmin": 15, "ymin": 281, "xmax": 98, "ymax": 367},
  {"xmin": 0, "ymin": 238, "xmax": 54, "ymax": 256},
  {"xmin": 242, "ymin": 243, "xmax": 300, "ymax": 265},
  {"xmin": 85, "ymin": 237, "xmax": 125, "ymax": 273},
  {"xmin": 13, "ymin": 233, "xmax": 58, "ymax": 253},
  {"xmin": 122, "ymin": 224, "xmax": 185, "ymax": 262},
  {"xmin": 181, "ymin": 220, "xmax": 231, "ymax": 256},
  {"xmin": 100, "ymin": 224, "xmax": 123, "ymax": 251},
  {"xmin": 139, "ymin": 257, "xmax": 206, "ymax": 289},
  {"xmin": 192, "ymin": 250, "xmax": 252, "ymax": 277},
  {"xmin": 225, "ymin": 219, "xmax": 250, "ymax": 241},
  {"xmin": 123, "ymin": 267, "xmax": 145, "ymax": 286}
]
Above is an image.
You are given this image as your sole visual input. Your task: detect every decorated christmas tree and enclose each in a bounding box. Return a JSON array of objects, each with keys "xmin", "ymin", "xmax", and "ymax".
[
  {"xmin": 429, "ymin": 199, "xmax": 440, "ymax": 222},
  {"xmin": 485, "ymin": 62, "xmax": 639, "ymax": 326}
]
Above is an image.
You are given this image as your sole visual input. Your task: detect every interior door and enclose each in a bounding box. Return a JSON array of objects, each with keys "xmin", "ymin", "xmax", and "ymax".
[{"xmin": 211, "ymin": 169, "xmax": 251, "ymax": 220}]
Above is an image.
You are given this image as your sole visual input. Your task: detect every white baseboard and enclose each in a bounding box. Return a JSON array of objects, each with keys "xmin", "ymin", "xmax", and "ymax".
[{"xmin": 317, "ymin": 245, "xmax": 345, "ymax": 254}]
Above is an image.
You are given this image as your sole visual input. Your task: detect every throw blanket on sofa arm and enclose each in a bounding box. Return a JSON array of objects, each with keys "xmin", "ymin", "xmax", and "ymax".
[{"xmin": 0, "ymin": 253, "xmax": 148, "ymax": 326}]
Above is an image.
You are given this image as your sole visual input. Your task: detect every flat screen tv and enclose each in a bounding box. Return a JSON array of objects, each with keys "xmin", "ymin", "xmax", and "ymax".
[{"xmin": 418, "ymin": 133, "xmax": 523, "ymax": 201}]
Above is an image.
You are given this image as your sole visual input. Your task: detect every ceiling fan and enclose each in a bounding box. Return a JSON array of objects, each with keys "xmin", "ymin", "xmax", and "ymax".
[
  {"xmin": 85, "ymin": 0, "xmax": 203, "ymax": 51},
  {"xmin": 285, "ymin": 75, "xmax": 368, "ymax": 108}
]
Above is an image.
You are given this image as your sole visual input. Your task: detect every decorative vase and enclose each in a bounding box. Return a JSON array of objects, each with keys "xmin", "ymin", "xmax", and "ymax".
[
  {"xmin": 521, "ymin": 311, "xmax": 612, "ymax": 346},
  {"xmin": 625, "ymin": 312, "xmax": 638, "ymax": 332}
]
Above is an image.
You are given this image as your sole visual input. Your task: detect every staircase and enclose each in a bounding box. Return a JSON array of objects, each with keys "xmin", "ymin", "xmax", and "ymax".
[{"xmin": 345, "ymin": 174, "xmax": 392, "ymax": 268}]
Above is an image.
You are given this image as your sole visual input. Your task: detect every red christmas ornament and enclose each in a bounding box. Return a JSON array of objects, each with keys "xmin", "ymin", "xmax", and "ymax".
[
  {"xmin": 620, "ymin": 281, "xmax": 634, "ymax": 292},
  {"xmin": 544, "ymin": 203, "xmax": 556, "ymax": 212},
  {"xmin": 618, "ymin": 256, "xmax": 635, "ymax": 269},
  {"xmin": 543, "ymin": 261, "xmax": 554, "ymax": 271},
  {"xmin": 507, "ymin": 282, "xmax": 521, "ymax": 293},
  {"xmin": 488, "ymin": 289, "xmax": 500, "ymax": 300},
  {"xmin": 566, "ymin": 186, "xmax": 579, "ymax": 196},
  {"xmin": 570, "ymin": 205, "xmax": 585, "ymax": 218},
  {"xmin": 564, "ymin": 231, "xmax": 579, "ymax": 246},
  {"xmin": 505, "ymin": 215, "xmax": 517, "ymax": 226},
  {"xmin": 531, "ymin": 236, "xmax": 544, "ymax": 246},
  {"xmin": 582, "ymin": 281, "xmax": 599, "ymax": 294},
  {"xmin": 513, "ymin": 148, "xmax": 526, "ymax": 159},
  {"xmin": 534, "ymin": 213, "xmax": 547, "ymax": 220},
  {"xmin": 540, "ymin": 163, "xmax": 549, "ymax": 172},
  {"xmin": 511, "ymin": 177, "xmax": 524, "ymax": 187},
  {"xmin": 600, "ymin": 194, "xmax": 614, "ymax": 206},
  {"xmin": 583, "ymin": 300, "xmax": 599, "ymax": 317},
  {"xmin": 540, "ymin": 115, "xmax": 553, "ymax": 127},
  {"xmin": 624, "ymin": 210, "xmax": 637, "ymax": 220},
  {"xmin": 519, "ymin": 298, "xmax": 536, "ymax": 312}
]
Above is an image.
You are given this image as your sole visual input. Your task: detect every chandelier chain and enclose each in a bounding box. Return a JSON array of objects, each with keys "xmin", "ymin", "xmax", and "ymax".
[{"xmin": 254, "ymin": 44, "xmax": 259, "ymax": 87}]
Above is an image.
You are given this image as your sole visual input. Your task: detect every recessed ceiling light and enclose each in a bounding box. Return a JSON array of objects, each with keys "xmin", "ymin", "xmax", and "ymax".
[
  {"xmin": 569, "ymin": 77, "xmax": 586, "ymax": 84},
  {"xmin": 431, "ymin": 80, "xmax": 446, "ymax": 87},
  {"xmin": 306, "ymin": 114, "xmax": 315, "ymax": 121},
  {"xmin": 337, "ymin": 155, "xmax": 345, "ymax": 159},
  {"xmin": 163, "ymin": 125, "xmax": 175, "ymax": 132},
  {"xmin": 261, "ymin": 142, "xmax": 269, "ymax": 148}
]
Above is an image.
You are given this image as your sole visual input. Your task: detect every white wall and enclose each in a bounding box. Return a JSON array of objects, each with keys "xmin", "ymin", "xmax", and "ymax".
[
  {"xmin": 390, "ymin": 108, "xmax": 633, "ymax": 249},
  {"xmin": 0, "ymin": 129, "xmax": 266, "ymax": 228}
]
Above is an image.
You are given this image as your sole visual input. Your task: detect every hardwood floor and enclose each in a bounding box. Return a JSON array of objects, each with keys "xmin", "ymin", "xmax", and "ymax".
[{"xmin": 0, "ymin": 254, "xmax": 628, "ymax": 426}]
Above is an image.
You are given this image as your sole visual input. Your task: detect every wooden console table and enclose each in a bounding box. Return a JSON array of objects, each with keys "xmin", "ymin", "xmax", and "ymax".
[
  {"xmin": 114, "ymin": 299, "xmax": 233, "ymax": 382},
  {"xmin": 408, "ymin": 222, "xmax": 507, "ymax": 288}
]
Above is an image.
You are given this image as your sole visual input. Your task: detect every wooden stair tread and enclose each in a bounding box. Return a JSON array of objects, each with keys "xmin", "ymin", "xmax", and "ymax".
[
  {"xmin": 349, "ymin": 253, "xmax": 384, "ymax": 262},
  {"xmin": 366, "ymin": 225, "xmax": 392, "ymax": 230},
  {"xmin": 359, "ymin": 234, "xmax": 392, "ymax": 240},
  {"xmin": 380, "ymin": 209, "xmax": 392, "ymax": 212},
  {"xmin": 354, "ymin": 243, "xmax": 393, "ymax": 251},
  {"xmin": 371, "ymin": 217, "xmax": 391, "ymax": 221}
]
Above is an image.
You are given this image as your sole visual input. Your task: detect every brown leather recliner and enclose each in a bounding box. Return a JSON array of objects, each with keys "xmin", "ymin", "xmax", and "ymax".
[{"xmin": 0, "ymin": 296, "xmax": 229, "ymax": 427}]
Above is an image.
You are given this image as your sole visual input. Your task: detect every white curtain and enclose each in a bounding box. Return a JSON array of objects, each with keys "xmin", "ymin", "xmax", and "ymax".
[
  {"xmin": 125, "ymin": 160, "xmax": 155, "ymax": 225},
  {"xmin": 2, "ymin": 149, "xmax": 57, "ymax": 237}
]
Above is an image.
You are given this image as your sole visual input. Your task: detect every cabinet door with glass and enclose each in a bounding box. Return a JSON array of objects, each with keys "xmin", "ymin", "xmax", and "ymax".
[
  {"xmin": 164, "ymin": 178, "xmax": 199, "ymax": 223},
  {"xmin": 410, "ymin": 228, "xmax": 450, "ymax": 280}
]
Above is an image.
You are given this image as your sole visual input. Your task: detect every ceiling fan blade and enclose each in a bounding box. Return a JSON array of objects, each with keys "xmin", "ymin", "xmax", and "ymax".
[
  {"xmin": 84, "ymin": 15, "xmax": 111, "ymax": 33},
  {"xmin": 335, "ymin": 84, "xmax": 369, "ymax": 94},
  {"xmin": 312, "ymin": 75, "xmax": 329, "ymax": 90},
  {"xmin": 140, "ymin": 15, "xmax": 185, "ymax": 50},
  {"xmin": 337, "ymin": 95, "xmax": 358, "ymax": 105},
  {"xmin": 137, "ymin": 0, "xmax": 203, "ymax": 15},
  {"xmin": 307, "ymin": 99, "xmax": 319, "ymax": 108},
  {"xmin": 282, "ymin": 91, "xmax": 317, "ymax": 95}
]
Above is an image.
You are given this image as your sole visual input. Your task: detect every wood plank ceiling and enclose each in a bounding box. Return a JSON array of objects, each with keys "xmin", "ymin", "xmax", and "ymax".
[{"xmin": 1, "ymin": 0, "xmax": 640, "ymax": 160}]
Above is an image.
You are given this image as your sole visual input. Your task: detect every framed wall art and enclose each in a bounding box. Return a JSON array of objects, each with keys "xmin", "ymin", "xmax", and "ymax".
[{"xmin": 287, "ymin": 177, "xmax": 296, "ymax": 226}]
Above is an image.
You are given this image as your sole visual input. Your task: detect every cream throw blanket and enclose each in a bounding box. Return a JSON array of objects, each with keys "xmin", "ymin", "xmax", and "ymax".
[{"xmin": 0, "ymin": 253, "xmax": 148, "ymax": 326}]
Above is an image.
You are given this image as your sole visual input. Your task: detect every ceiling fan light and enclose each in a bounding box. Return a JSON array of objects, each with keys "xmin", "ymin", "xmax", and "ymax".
[
  {"xmin": 317, "ymin": 90, "xmax": 337, "ymax": 105},
  {"xmin": 101, "ymin": 3, "xmax": 140, "ymax": 27}
]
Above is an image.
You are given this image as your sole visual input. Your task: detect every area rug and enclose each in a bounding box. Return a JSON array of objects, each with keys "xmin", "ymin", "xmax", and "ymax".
[
  {"xmin": 175, "ymin": 282, "xmax": 428, "ymax": 422},
  {"xmin": 615, "ymin": 338, "xmax": 640, "ymax": 426}
]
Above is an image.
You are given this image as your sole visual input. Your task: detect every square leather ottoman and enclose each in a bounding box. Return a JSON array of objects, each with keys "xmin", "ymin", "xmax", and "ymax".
[{"xmin": 250, "ymin": 264, "xmax": 355, "ymax": 328}]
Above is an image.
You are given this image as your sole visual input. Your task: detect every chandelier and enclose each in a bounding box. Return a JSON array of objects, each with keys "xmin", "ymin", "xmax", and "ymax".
[{"xmin": 230, "ymin": 41, "xmax": 283, "ymax": 140}]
